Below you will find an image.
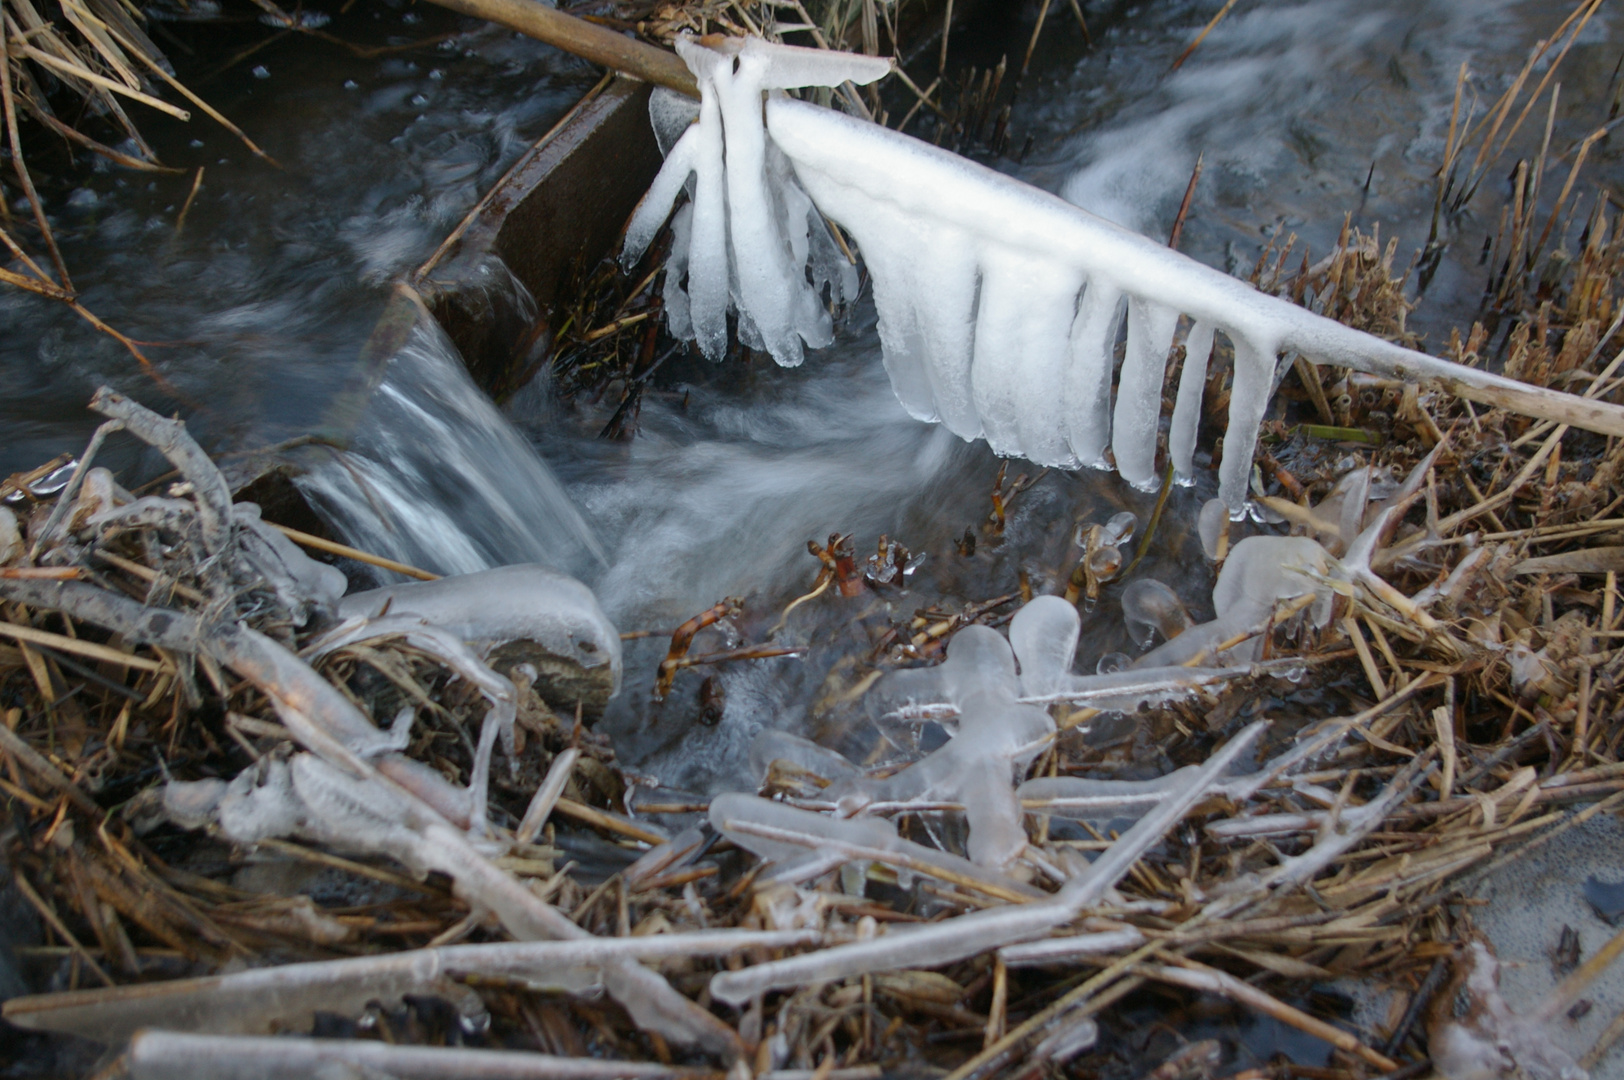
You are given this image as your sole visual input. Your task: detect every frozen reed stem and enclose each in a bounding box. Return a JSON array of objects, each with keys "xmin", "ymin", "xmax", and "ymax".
[
  {"xmin": 711, "ymin": 793, "xmax": 1044, "ymax": 902},
  {"xmin": 6, "ymin": 929, "xmax": 822, "ymax": 1044},
  {"xmin": 126, "ymin": 1031, "xmax": 711, "ymax": 1080},
  {"xmin": 998, "ymin": 928, "xmax": 1147, "ymax": 966},
  {"xmin": 517, "ymin": 746, "xmax": 578, "ymax": 845}
]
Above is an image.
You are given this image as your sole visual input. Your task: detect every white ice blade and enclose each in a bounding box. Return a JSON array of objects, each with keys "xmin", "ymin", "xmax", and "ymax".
[
  {"xmin": 740, "ymin": 36, "xmax": 892, "ymax": 90},
  {"xmin": 1064, "ymin": 278, "xmax": 1123, "ymax": 468},
  {"xmin": 1112, "ymin": 298, "xmax": 1180, "ymax": 490},
  {"xmin": 1170, "ymin": 320, "xmax": 1215, "ymax": 479}
]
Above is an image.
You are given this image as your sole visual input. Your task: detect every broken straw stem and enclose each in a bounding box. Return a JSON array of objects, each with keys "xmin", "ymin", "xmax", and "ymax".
[
  {"xmin": 415, "ymin": 0, "xmax": 698, "ymax": 97},
  {"xmin": 1139, "ymin": 960, "xmax": 1398, "ymax": 1071}
]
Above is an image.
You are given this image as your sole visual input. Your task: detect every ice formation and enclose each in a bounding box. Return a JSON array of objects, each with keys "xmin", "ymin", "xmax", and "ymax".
[
  {"xmin": 735, "ymin": 593, "xmax": 1279, "ymax": 876},
  {"xmin": 708, "ymin": 720, "xmax": 1266, "ymax": 1004},
  {"xmin": 1120, "ymin": 579, "xmax": 1193, "ymax": 648},
  {"xmin": 1135, "ymin": 535, "xmax": 1339, "ymax": 667},
  {"xmin": 6, "ymin": 929, "xmax": 816, "ymax": 1045},
  {"xmin": 339, "ymin": 563, "xmax": 623, "ymax": 700},
  {"xmin": 709, "ymin": 792, "xmax": 1044, "ymax": 898},
  {"xmin": 826, "ymin": 626, "xmax": 1055, "ymax": 870},
  {"xmin": 625, "ymin": 36, "xmax": 1624, "ymax": 514}
]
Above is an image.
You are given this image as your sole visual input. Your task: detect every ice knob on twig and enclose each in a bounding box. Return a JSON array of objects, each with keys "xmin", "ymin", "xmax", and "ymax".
[
  {"xmin": 1120, "ymin": 579, "xmax": 1193, "ymax": 649},
  {"xmin": 1008, "ymin": 595, "xmax": 1081, "ymax": 697}
]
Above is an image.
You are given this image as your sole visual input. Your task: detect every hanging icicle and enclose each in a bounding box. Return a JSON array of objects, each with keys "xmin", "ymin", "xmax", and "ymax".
[{"xmin": 623, "ymin": 36, "xmax": 1624, "ymax": 515}]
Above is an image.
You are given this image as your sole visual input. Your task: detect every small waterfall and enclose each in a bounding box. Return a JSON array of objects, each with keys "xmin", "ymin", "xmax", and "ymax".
[{"xmin": 297, "ymin": 313, "xmax": 605, "ymax": 582}]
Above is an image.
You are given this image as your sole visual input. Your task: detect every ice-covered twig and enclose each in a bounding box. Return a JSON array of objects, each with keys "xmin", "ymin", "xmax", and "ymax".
[
  {"xmin": 707, "ymin": 721, "xmax": 1264, "ymax": 1004},
  {"xmin": 1207, "ymin": 751, "xmax": 1434, "ymax": 916},
  {"xmin": 516, "ymin": 746, "xmax": 578, "ymax": 845},
  {"xmin": 126, "ymin": 1031, "xmax": 712, "ymax": 1080},
  {"xmin": 1017, "ymin": 770, "xmax": 1203, "ymax": 825},
  {"xmin": 5, "ymin": 928, "xmax": 820, "ymax": 1044},
  {"xmin": 628, "ymin": 40, "xmax": 1624, "ymax": 512},
  {"xmin": 89, "ymin": 387, "xmax": 233, "ymax": 555},
  {"xmin": 1013, "ymin": 663, "xmax": 1261, "ymax": 709},
  {"xmin": 309, "ymin": 614, "xmax": 519, "ymax": 834},
  {"xmin": 0, "ymin": 578, "xmax": 738, "ymax": 1057},
  {"xmin": 998, "ymin": 928, "xmax": 1146, "ymax": 967},
  {"xmin": 710, "ymin": 793, "xmax": 1045, "ymax": 902},
  {"xmin": 177, "ymin": 750, "xmax": 742, "ymax": 1056}
]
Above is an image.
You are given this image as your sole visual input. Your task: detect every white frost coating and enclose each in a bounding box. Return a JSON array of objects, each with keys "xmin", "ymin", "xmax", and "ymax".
[
  {"xmin": 626, "ymin": 37, "xmax": 1596, "ymax": 511},
  {"xmin": 1429, "ymin": 941, "xmax": 1587, "ymax": 1080},
  {"xmin": 338, "ymin": 564, "xmax": 622, "ymax": 697}
]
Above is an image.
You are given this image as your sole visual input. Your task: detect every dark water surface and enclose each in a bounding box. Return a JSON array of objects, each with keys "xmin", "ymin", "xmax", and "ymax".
[{"xmin": 0, "ymin": 1, "xmax": 596, "ymax": 474}]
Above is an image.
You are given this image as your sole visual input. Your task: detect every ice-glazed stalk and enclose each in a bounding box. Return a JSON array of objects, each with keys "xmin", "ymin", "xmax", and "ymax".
[
  {"xmin": 623, "ymin": 37, "xmax": 1624, "ymax": 513},
  {"xmin": 126, "ymin": 1031, "xmax": 711, "ymax": 1080},
  {"xmin": 6, "ymin": 930, "xmax": 819, "ymax": 1045}
]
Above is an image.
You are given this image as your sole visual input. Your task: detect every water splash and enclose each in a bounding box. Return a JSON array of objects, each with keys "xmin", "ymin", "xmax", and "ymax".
[{"xmin": 297, "ymin": 316, "xmax": 604, "ymax": 580}]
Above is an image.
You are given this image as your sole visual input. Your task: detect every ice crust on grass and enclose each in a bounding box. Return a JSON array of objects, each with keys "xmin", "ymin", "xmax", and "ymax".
[
  {"xmin": 826, "ymin": 625, "xmax": 1055, "ymax": 870},
  {"xmin": 708, "ymin": 720, "xmax": 1266, "ymax": 1005},
  {"xmin": 624, "ymin": 36, "xmax": 1588, "ymax": 514},
  {"xmin": 338, "ymin": 563, "xmax": 623, "ymax": 697}
]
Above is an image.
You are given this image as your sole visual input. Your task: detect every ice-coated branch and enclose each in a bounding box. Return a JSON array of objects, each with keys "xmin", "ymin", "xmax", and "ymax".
[
  {"xmin": 89, "ymin": 387, "xmax": 233, "ymax": 555},
  {"xmin": 309, "ymin": 614, "xmax": 519, "ymax": 834},
  {"xmin": 710, "ymin": 793, "xmax": 1045, "ymax": 902},
  {"xmin": 7, "ymin": 929, "xmax": 820, "ymax": 1044},
  {"xmin": 707, "ymin": 721, "xmax": 1265, "ymax": 1004},
  {"xmin": 126, "ymin": 1031, "xmax": 711, "ymax": 1080},
  {"xmin": 627, "ymin": 38, "xmax": 1624, "ymax": 513},
  {"xmin": 0, "ymin": 576, "xmax": 739, "ymax": 1058}
]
